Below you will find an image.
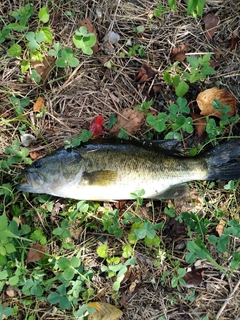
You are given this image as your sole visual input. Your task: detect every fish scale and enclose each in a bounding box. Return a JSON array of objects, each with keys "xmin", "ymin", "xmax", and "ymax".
[{"xmin": 17, "ymin": 139, "xmax": 240, "ymax": 201}]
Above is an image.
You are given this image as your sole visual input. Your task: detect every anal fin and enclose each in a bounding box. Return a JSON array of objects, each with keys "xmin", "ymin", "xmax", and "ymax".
[{"xmin": 154, "ymin": 183, "xmax": 189, "ymax": 200}]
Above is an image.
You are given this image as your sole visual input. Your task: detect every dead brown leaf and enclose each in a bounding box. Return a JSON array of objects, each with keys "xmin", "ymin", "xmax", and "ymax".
[
  {"xmin": 29, "ymin": 151, "xmax": 41, "ymax": 160},
  {"xmin": 171, "ymin": 44, "xmax": 189, "ymax": 62},
  {"xmin": 27, "ymin": 55, "xmax": 55, "ymax": 84},
  {"xmin": 229, "ymin": 34, "xmax": 240, "ymax": 51},
  {"xmin": 26, "ymin": 243, "xmax": 46, "ymax": 264},
  {"xmin": 203, "ymin": 13, "xmax": 219, "ymax": 41},
  {"xmin": 197, "ymin": 87, "xmax": 236, "ymax": 118},
  {"xmin": 33, "ymin": 97, "xmax": 45, "ymax": 112},
  {"xmin": 78, "ymin": 18, "xmax": 99, "ymax": 53},
  {"xmin": 134, "ymin": 63, "xmax": 158, "ymax": 84},
  {"xmin": 109, "ymin": 108, "xmax": 145, "ymax": 136},
  {"xmin": 6, "ymin": 285, "xmax": 16, "ymax": 298},
  {"xmin": 183, "ymin": 266, "xmax": 204, "ymax": 288},
  {"xmin": 87, "ymin": 302, "xmax": 123, "ymax": 320},
  {"xmin": 216, "ymin": 219, "xmax": 226, "ymax": 237},
  {"xmin": 191, "ymin": 112, "xmax": 207, "ymax": 138}
]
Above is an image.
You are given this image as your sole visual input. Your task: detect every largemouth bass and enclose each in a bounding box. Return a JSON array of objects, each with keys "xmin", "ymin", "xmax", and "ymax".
[{"xmin": 18, "ymin": 139, "xmax": 240, "ymax": 201}]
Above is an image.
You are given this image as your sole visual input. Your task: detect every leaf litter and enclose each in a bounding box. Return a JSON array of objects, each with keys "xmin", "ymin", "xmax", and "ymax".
[{"xmin": 1, "ymin": 0, "xmax": 240, "ymax": 319}]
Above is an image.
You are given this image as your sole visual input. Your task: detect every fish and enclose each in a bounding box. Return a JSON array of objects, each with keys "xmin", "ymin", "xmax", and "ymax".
[{"xmin": 17, "ymin": 138, "xmax": 240, "ymax": 201}]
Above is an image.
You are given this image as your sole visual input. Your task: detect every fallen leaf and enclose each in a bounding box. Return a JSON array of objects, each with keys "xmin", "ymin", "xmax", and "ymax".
[
  {"xmin": 29, "ymin": 151, "xmax": 41, "ymax": 160},
  {"xmin": 190, "ymin": 112, "xmax": 207, "ymax": 138},
  {"xmin": 214, "ymin": 49, "xmax": 223, "ymax": 59},
  {"xmin": 216, "ymin": 219, "xmax": 226, "ymax": 237},
  {"xmin": 87, "ymin": 302, "xmax": 123, "ymax": 320},
  {"xmin": 171, "ymin": 44, "xmax": 189, "ymax": 62},
  {"xmin": 203, "ymin": 13, "xmax": 219, "ymax": 41},
  {"xmin": 27, "ymin": 55, "xmax": 55, "ymax": 84},
  {"xmin": 26, "ymin": 244, "xmax": 46, "ymax": 264},
  {"xmin": 33, "ymin": 97, "xmax": 45, "ymax": 112},
  {"xmin": 109, "ymin": 108, "xmax": 145, "ymax": 136},
  {"xmin": 229, "ymin": 34, "xmax": 240, "ymax": 51},
  {"xmin": 89, "ymin": 115, "xmax": 104, "ymax": 136},
  {"xmin": 134, "ymin": 63, "xmax": 158, "ymax": 84},
  {"xmin": 183, "ymin": 266, "xmax": 204, "ymax": 288},
  {"xmin": 197, "ymin": 87, "xmax": 236, "ymax": 118},
  {"xmin": 78, "ymin": 18, "xmax": 98, "ymax": 53},
  {"xmin": 6, "ymin": 285, "xmax": 16, "ymax": 298}
]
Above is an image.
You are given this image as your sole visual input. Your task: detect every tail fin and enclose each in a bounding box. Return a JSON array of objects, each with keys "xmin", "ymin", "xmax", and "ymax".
[{"xmin": 204, "ymin": 139, "xmax": 240, "ymax": 181}]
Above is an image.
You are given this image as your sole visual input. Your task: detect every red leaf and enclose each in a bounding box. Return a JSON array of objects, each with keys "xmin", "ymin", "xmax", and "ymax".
[{"xmin": 89, "ymin": 115, "xmax": 104, "ymax": 136}]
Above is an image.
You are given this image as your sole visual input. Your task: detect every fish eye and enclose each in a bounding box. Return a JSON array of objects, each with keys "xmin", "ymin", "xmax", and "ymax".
[{"xmin": 34, "ymin": 160, "xmax": 42, "ymax": 169}]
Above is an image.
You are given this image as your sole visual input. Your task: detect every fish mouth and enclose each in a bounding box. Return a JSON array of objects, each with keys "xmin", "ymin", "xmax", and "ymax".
[{"xmin": 17, "ymin": 170, "xmax": 45, "ymax": 193}]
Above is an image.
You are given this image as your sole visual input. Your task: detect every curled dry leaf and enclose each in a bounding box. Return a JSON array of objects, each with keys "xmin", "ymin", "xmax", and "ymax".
[
  {"xmin": 33, "ymin": 97, "xmax": 45, "ymax": 112},
  {"xmin": 87, "ymin": 302, "xmax": 123, "ymax": 320},
  {"xmin": 190, "ymin": 112, "xmax": 207, "ymax": 138},
  {"xmin": 203, "ymin": 13, "xmax": 219, "ymax": 41},
  {"xmin": 183, "ymin": 266, "xmax": 204, "ymax": 288},
  {"xmin": 197, "ymin": 87, "xmax": 236, "ymax": 118},
  {"xmin": 109, "ymin": 108, "xmax": 145, "ymax": 136},
  {"xmin": 26, "ymin": 243, "xmax": 46, "ymax": 264},
  {"xmin": 229, "ymin": 34, "xmax": 240, "ymax": 51},
  {"xmin": 78, "ymin": 18, "xmax": 98, "ymax": 53},
  {"xmin": 134, "ymin": 63, "xmax": 158, "ymax": 84},
  {"xmin": 27, "ymin": 55, "xmax": 55, "ymax": 84},
  {"xmin": 216, "ymin": 219, "xmax": 226, "ymax": 237},
  {"xmin": 171, "ymin": 44, "xmax": 189, "ymax": 62},
  {"xmin": 6, "ymin": 285, "xmax": 16, "ymax": 298},
  {"xmin": 29, "ymin": 151, "xmax": 41, "ymax": 160}
]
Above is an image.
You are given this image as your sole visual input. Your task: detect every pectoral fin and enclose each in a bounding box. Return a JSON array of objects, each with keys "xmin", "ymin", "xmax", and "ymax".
[
  {"xmin": 82, "ymin": 170, "xmax": 117, "ymax": 186},
  {"xmin": 154, "ymin": 183, "xmax": 189, "ymax": 200}
]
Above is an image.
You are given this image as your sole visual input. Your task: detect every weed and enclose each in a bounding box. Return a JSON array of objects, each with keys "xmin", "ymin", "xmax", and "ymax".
[
  {"xmin": 164, "ymin": 54, "xmax": 215, "ymax": 97},
  {"xmin": 73, "ymin": 26, "xmax": 96, "ymax": 55}
]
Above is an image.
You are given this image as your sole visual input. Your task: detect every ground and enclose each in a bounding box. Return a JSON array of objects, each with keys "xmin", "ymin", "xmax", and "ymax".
[{"xmin": 0, "ymin": 0, "xmax": 240, "ymax": 319}]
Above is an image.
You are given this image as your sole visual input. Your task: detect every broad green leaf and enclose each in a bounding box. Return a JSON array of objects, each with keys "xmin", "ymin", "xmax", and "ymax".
[
  {"xmin": 175, "ymin": 80, "xmax": 189, "ymax": 97},
  {"xmin": 40, "ymin": 27, "xmax": 52, "ymax": 44},
  {"xmin": 58, "ymin": 257, "xmax": 71, "ymax": 270},
  {"xmin": 0, "ymin": 270, "xmax": 8, "ymax": 280},
  {"xmin": 38, "ymin": 6, "xmax": 49, "ymax": 23},
  {"xmin": 7, "ymin": 44, "xmax": 22, "ymax": 57},
  {"xmin": 67, "ymin": 56, "xmax": 79, "ymax": 67},
  {"xmin": 56, "ymin": 57, "xmax": 67, "ymax": 68},
  {"xmin": 82, "ymin": 46, "xmax": 93, "ymax": 55},
  {"xmin": 187, "ymin": 56, "xmax": 199, "ymax": 68},
  {"xmin": 63, "ymin": 267, "xmax": 75, "ymax": 280},
  {"xmin": 0, "ymin": 214, "xmax": 8, "ymax": 231},
  {"xmin": 70, "ymin": 257, "xmax": 80, "ymax": 268},
  {"xmin": 47, "ymin": 292, "xmax": 59, "ymax": 304},
  {"xmin": 97, "ymin": 244, "xmax": 108, "ymax": 258},
  {"xmin": 21, "ymin": 60, "xmax": 30, "ymax": 73}
]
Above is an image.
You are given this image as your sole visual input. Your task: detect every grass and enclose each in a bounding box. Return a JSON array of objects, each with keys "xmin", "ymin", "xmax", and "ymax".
[{"xmin": 0, "ymin": 0, "xmax": 240, "ymax": 319}]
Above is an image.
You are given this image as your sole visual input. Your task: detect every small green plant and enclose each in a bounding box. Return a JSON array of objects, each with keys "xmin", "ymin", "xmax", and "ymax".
[
  {"xmin": 153, "ymin": 3, "xmax": 170, "ymax": 17},
  {"xmin": 146, "ymin": 97, "xmax": 193, "ymax": 140},
  {"xmin": 206, "ymin": 99, "xmax": 239, "ymax": 140},
  {"xmin": 49, "ymin": 43, "xmax": 79, "ymax": 68},
  {"xmin": 100, "ymin": 256, "xmax": 136, "ymax": 291},
  {"xmin": 128, "ymin": 45, "xmax": 145, "ymax": 57},
  {"xmin": 73, "ymin": 26, "xmax": 96, "ymax": 55},
  {"xmin": 134, "ymin": 25, "xmax": 145, "ymax": 34},
  {"xmin": 164, "ymin": 54, "xmax": 215, "ymax": 97},
  {"xmin": 64, "ymin": 129, "xmax": 93, "ymax": 149},
  {"xmin": 171, "ymin": 268, "xmax": 186, "ymax": 288}
]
